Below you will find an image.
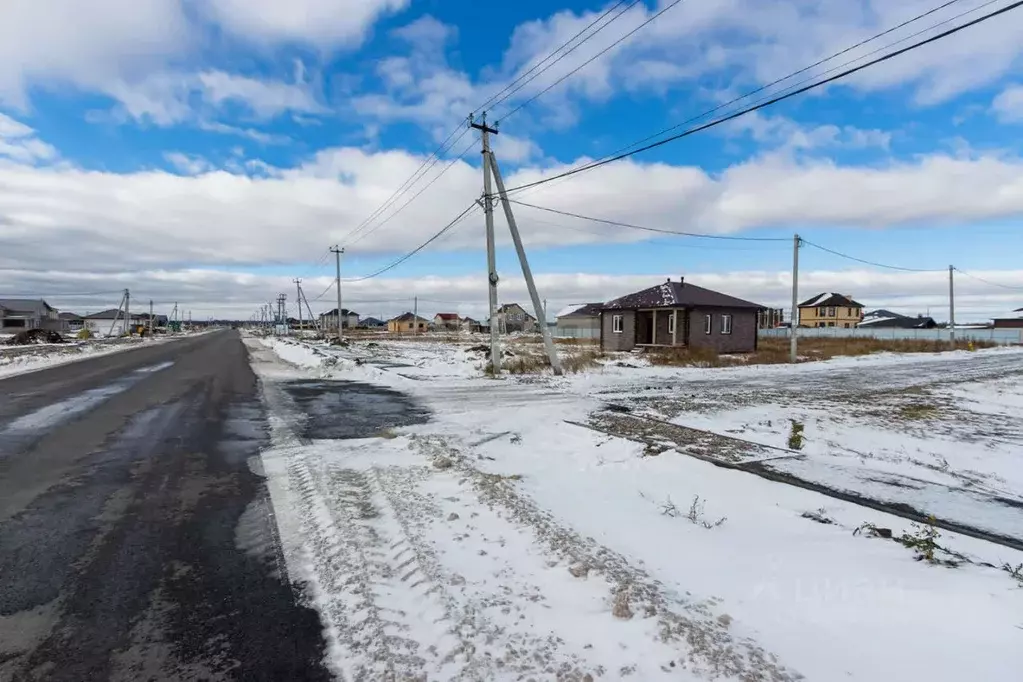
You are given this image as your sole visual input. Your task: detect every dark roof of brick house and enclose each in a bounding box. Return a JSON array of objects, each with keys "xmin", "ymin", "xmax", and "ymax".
[
  {"xmin": 602, "ymin": 280, "xmax": 761, "ymax": 311},
  {"xmin": 84, "ymin": 308, "xmax": 126, "ymax": 319},
  {"xmin": 434, "ymin": 312, "xmax": 460, "ymax": 321},
  {"xmin": 798, "ymin": 292, "xmax": 864, "ymax": 308},
  {"xmin": 496, "ymin": 303, "xmax": 535, "ymax": 318},
  {"xmin": 559, "ymin": 303, "xmax": 604, "ymax": 318},
  {"xmin": 319, "ymin": 308, "xmax": 358, "ymax": 316},
  {"xmin": 859, "ymin": 309, "xmax": 936, "ymax": 328}
]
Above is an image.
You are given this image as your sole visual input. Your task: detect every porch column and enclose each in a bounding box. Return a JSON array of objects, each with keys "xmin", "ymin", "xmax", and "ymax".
[
  {"xmin": 652, "ymin": 309, "xmax": 657, "ymax": 345},
  {"xmin": 672, "ymin": 309, "xmax": 678, "ymax": 346}
]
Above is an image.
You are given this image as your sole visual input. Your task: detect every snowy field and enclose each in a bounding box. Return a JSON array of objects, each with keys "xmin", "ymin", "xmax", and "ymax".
[{"xmin": 250, "ymin": 334, "xmax": 1023, "ymax": 681}]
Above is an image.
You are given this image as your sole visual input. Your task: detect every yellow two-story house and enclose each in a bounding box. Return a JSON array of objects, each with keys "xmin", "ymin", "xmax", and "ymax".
[{"xmin": 798, "ymin": 293, "xmax": 864, "ymax": 328}]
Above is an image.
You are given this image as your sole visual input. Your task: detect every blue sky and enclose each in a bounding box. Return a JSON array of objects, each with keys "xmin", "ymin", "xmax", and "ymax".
[{"xmin": 2, "ymin": 0, "xmax": 1023, "ymax": 321}]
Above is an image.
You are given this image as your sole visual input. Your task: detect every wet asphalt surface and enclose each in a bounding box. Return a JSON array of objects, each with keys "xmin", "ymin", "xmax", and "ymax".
[{"xmin": 0, "ymin": 331, "xmax": 333, "ymax": 681}]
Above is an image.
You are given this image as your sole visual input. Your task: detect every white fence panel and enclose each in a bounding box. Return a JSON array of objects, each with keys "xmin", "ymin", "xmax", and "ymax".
[{"xmin": 758, "ymin": 327, "xmax": 1022, "ymax": 345}]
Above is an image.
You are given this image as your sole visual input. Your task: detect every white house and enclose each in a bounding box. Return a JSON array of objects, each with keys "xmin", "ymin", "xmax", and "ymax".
[{"xmin": 84, "ymin": 308, "xmax": 131, "ymax": 336}]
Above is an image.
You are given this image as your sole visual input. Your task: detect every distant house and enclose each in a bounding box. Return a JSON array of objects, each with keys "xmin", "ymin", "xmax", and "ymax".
[
  {"xmin": 556, "ymin": 303, "xmax": 602, "ymax": 339},
  {"xmin": 319, "ymin": 308, "xmax": 359, "ymax": 331},
  {"xmin": 859, "ymin": 309, "xmax": 937, "ymax": 329},
  {"xmin": 83, "ymin": 309, "xmax": 131, "ymax": 336},
  {"xmin": 433, "ymin": 313, "xmax": 460, "ymax": 331},
  {"xmin": 460, "ymin": 316, "xmax": 484, "ymax": 333},
  {"xmin": 0, "ymin": 299, "xmax": 62, "ymax": 333},
  {"xmin": 359, "ymin": 317, "xmax": 386, "ymax": 329},
  {"xmin": 601, "ymin": 278, "xmax": 762, "ymax": 353},
  {"xmin": 387, "ymin": 312, "xmax": 429, "ymax": 333},
  {"xmin": 757, "ymin": 308, "xmax": 785, "ymax": 329},
  {"xmin": 798, "ymin": 293, "xmax": 864, "ymax": 328},
  {"xmin": 992, "ymin": 308, "xmax": 1023, "ymax": 329},
  {"xmin": 58, "ymin": 312, "xmax": 84, "ymax": 333},
  {"xmin": 496, "ymin": 303, "xmax": 537, "ymax": 333}
]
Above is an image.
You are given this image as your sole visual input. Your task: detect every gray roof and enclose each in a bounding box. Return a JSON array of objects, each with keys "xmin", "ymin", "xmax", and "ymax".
[
  {"xmin": 559, "ymin": 303, "xmax": 604, "ymax": 318},
  {"xmin": 859, "ymin": 309, "xmax": 936, "ymax": 329},
  {"xmin": 84, "ymin": 308, "xmax": 125, "ymax": 320},
  {"xmin": 0, "ymin": 298, "xmax": 53, "ymax": 313},
  {"xmin": 58, "ymin": 312, "xmax": 83, "ymax": 320},
  {"xmin": 603, "ymin": 280, "xmax": 761, "ymax": 311}
]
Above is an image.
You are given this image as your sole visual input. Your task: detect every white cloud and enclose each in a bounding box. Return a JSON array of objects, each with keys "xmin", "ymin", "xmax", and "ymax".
[
  {"xmin": 0, "ymin": 0, "xmax": 190, "ymax": 109},
  {"xmin": 164, "ymin": 152, "xmax": 211, "ymax": 176},
  {"xmin": 725, "ymin": 113, "xmax": 892, "ymax": 151},
  {"xmin": 2, "ymin": 138, "xmax": 1023, "ymax": 278},
  {"xmin": 354, "ymin": 1, "xmax": 1023, "ymax": 134},
  {"xmin": 197, "ymin": 120, "xmax": 291, "ymax": 145},
  {"xmin": 201, "ymin": 0, "xmax": 409, "ymax": 49},
  {"xmin": 0, "ymin": 113, "xmax": 57, "ymax": 163},
  {"xmin": 196, "ymin": 71, "xmax": 326, "ymax": 117},
  {"xmin": 992, "ymin": 84, "xmax": 1023, "ymax": 123}
]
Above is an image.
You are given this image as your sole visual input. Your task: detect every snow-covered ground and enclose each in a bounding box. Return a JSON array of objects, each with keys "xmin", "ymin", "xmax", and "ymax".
[
  {"xmin": 249, "ymin": 335, "xmax": 1023, "ymax": 681},
  {"xmin": 0, "ymin": 337, "xmax": 170, "ymax": 380}
]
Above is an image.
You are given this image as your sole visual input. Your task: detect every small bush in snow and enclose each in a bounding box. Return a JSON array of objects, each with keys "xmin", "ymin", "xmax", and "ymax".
[
  {"xmin": 787, "ymin": 420, "xmax": 805, "ymax": 450},
  {"xmin": 900, "ymin": 516, "xmax": 944, "ymax": 564},
  {"xmin": 801, "ymin": 507, "xmax": 834, "ymax": 524},
  {"xmin": 1002, "ymin": 562, "xmax": 1023, "ymax": 587}
]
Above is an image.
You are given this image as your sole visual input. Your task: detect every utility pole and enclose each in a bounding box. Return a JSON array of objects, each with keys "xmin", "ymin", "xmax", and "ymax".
[
  {"xmin": 487, "ymin": 132, "xmax": 562, "ymax": 375},
  {"xmin": 294, "ymin": 278, "xmax": 303, "ymax": 337},
  {"xmin": 125, "ymin": 289, "xmax": 131, "ymax": 336},
  {"xmin": 949, "ymin": 265, "xmax": 956, "ymax": 349},
  {"xmin": 108, "ymin": 290, "xmax": 127, "ymax": 338},
  {"xmin": 149, "ymin": 300, "xmax": 153, "ymax": 337},
  {"xmin": 470, "ymin": 113, "xmax": 502, "ymax": 374},
  {"xmin": 413, "ymin": 296, "xmax": 419, "ymax": 336},
  {"xmin": 790, "ymin": 234, "xmax": 800, "ymax": 363},
  {"xmin": 330, "ymin": 245, "xmax": 344, "ymax": 342}
]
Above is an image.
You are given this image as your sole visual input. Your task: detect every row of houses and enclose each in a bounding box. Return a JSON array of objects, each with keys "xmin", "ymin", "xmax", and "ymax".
[
  {"xmin": 0, "ymin": 299, "xmax": 170, "ymax": 336},
  {"xmin": 794, "ymin": 293, "xmax": 1023, "ymax": 330},
  {"xmin": 314, "ymin": 304, "xmax": 538, "ymax": 335}
]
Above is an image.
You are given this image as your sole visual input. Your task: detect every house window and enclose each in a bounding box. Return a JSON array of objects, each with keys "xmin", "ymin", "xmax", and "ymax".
[
  {"xmin": 818, "ymin": 322, "xmax": 825, "ymax": 328},
  {"xmin": 844, "ymin": 323, "xmax": 850, "ymax": 328},
  {"xmin": 817, "ymin": 307, "xmax": 825, "ymax": 317},
  {"xmin": 612, "ymin": 314, "xmax": 623, "ymax": 334},
  {"xmin": 668, "ymin": 313, "xmax": 675, "ymax": 335},
  {"xmin": 828, "ymin": 307, "xmax": 836, "ymax": 317},
  {"xmin": 721, "ymin": 314, "xmax": 732, "ymax": 335},
  {"xmin": 827, "ymin": 322, "xmax": 835, "ymax": 327},
  {"xmin": 704, "ymin": 314, "xmax": 712, "ymax": 334},
  {"xmin": 847, "ymin": 307, "xmax": 852, "ymax": 316}
]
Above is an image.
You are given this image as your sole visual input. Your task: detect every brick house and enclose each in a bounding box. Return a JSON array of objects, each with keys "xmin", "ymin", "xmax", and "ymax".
[
  {"xmin": 600, "ymin": 279, "xmax": 762, "ymax": 353},
  {"xmin": 798, "ymin": 293, "xmax": 864, "ymax": 328},
  {"xmin": 387, "ymin": 312, "xmax": 429, "ymax": 333},
  {"xmin": 495, "ymin": 303, "xmax": 537, "ymax": 333},
  {"xmin": 433, "ymin": 313, "xmax": 460, "ymax": 331}
]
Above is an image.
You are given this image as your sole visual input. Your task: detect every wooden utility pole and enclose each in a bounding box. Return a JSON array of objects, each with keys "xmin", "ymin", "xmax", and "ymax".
[
  {"xmin": 790, "ymin": 234, "xmax": 800, "ymax": 363},
  {"xmin": 471, "ymin": 113, "xmax": 502, "ymax": 374},
  {"xmin": 149, "ymin": 300, "xmax": 153, "ymax": 337}
]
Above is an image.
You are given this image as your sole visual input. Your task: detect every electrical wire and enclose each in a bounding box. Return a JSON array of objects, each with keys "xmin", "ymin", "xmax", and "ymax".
[
  {"xmin": 346, "ymin": 136, "xmax": 478, "ymax": 248},
  {"xmin": 953, "ymin": 267, "xmax": 1023, "ymax": 290},
  {"xmin": 570, "ymin": 0, "xmax": 973, "ymax": 167},
  {"xmin": 508, "ymin": 198, "xmax": 789, "ymax": 241},
  {"xmin": 499, "ymin": 0, "xmax": 686, "ymax": 123},
  {"xmin": 342, "ymin": 203, "xmax": 479, "ymax": 282},
  {"xmin": 800, "ymin": 238, "xmax": 944, "ymax": 272},
  {"xmin": 474, "ymin": 0, "xmax": 636, "ymax": 114},
  {"xmin": 339, "ymin": 0, "xmax": 642, "ymax": 250},
  {"xmin": 501, "ymin": 0, "xmax": 1023, "ymax": 195}
]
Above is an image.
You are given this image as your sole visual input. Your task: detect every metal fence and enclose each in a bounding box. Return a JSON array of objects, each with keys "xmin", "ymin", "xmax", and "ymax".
[
  {"xmin": 552, "ymin": 326, "xmax": 600, "ymax": 340},
  {"xmin": 758, "ymin": 326, "xmax": 1022, "ymax": 345}
]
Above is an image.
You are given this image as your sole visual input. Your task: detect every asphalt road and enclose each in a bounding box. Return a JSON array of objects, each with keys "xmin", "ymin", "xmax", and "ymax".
[{"xmin": 0, "ymin": 331, "xmax": 333, "ymax": 682}]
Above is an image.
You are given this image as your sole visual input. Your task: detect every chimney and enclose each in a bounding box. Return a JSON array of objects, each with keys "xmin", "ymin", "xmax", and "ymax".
[
  {"xmin": 666, "ymin": 277, "xmax": 671, "ymax": 284},
  {"xmin": 680, "ymin": 277, "xmax": 685, "ymax": 287}
]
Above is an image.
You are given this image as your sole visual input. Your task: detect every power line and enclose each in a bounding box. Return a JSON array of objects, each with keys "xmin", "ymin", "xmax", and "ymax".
[
  {"xmin": 346, "ymin": 136, "xmax": 478, "ymax": 248},
  {"xmin": 342, "ymin": 203, "xmax": 479, "ymax": 282},
  {"xmin": 502, "ymin": 0, "xmax": 1023, "ymax": 195},
  {"xmin": 474, "ymin": 0, "xmax": 636, "ymax": 114},
  {"xmin": 499, "ymin": 0, "xmax": 686, "ymax": 122},
  {"xmin": 800, "ymin": 238, "xmax": 944, "ymax": 272},
  {"xmin": 581, "ymin": 0, "xmax": 973, "ymax": 166},
  {"xmin": 507, "ymin": 198, "xmax": 790, "ymax": 241},
  {"xmin": 953, "ymin": 267, "xmax": 1023, "ymax": 291},
  {"xmin": 339, "ymin": 1, "xmax": 642, "ymax": 251}
]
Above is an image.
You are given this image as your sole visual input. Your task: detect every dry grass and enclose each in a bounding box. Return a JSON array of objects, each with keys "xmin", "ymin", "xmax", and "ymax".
[
  {"xmin": 647, "ymin": 337, "xmax": 997, "ymax": 368},
  {"xmin": 493, "ymin": 348, "xmax": 605, "ymax": 375}
]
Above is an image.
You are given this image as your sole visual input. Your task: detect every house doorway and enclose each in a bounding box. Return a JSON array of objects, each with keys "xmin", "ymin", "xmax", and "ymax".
[{"xmin": 635, "ymin": 311, "xmax": 654, "ymax": 345}]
